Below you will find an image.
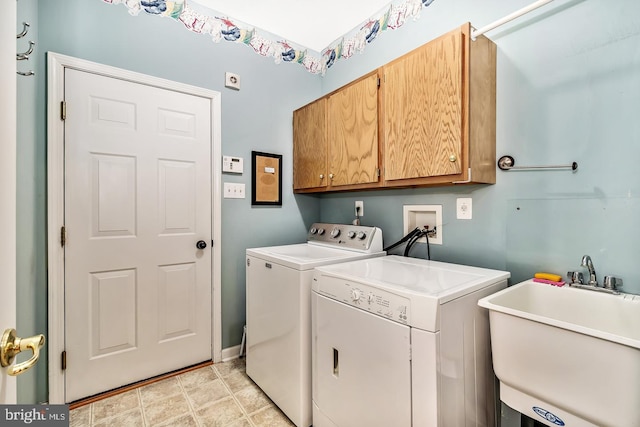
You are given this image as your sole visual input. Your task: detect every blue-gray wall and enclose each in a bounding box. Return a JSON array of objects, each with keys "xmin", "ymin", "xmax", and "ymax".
[
  {"xmin": 16, "ymin": 0, "xmax": 321, "ymax": 403},
  {"xmin": 15, "ymin": 0, "xmax": 640, "ymax": 410},
  {"xmin": 318, "ymin": 0, "xmax": 640, "ymax": 288}
]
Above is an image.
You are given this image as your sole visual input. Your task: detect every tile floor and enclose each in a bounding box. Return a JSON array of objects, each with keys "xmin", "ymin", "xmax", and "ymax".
[{"xmin": 70, "ymin": 358, "xmax": 295, "ymax": 427}]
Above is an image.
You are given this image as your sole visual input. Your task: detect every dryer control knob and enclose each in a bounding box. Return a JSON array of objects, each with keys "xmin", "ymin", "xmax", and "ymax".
[
  {"xmin": 330, "ymin": 228, "xmax": 341, "ymax": 238},
  {"xmin": 351, "ymin": 289, "xmax": 361, "ymax": 302},
  {"xmin": 367, "ymin": 293, "xmax": 375, "ymax": 304},
  {"xmin": 357, "ymin": 231, "xmax": 367, "ymax": 240},
  {"xmin": 317, "ymin": 228, "xmax": 325, "ymax": 235},
  {"xmin": 310, "ymin": 227, "xmax": 317, "ymax": 235},
  {"xmin": 347, "ymin": 231, "xmax": 356, "ymax": 239}
]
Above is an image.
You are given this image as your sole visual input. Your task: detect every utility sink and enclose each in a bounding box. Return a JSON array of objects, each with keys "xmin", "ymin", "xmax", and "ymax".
[{"xmin": 478, "ymin": 279, "xmax": 640, "ymax": 427}]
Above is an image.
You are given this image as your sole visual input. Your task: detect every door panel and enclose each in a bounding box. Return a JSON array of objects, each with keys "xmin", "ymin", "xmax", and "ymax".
[
  {"xmin": 64, "ymin": 68, "xmax": 212, "ymax": 402},
  {"xmin": 312, "ymin": 293, "xmax": 411, "ymax": 427}
]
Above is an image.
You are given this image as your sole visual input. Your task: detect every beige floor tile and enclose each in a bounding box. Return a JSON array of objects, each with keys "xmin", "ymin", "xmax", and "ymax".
[
  {"xmin": 223, "ymin": 371, "xmax": 254, "ymax": 393},
  {"xmin": 196, "ymin": 396, "xmax": 245, "ymax": 427},
  {"xmin": 92, "ymin": 389, "xmax": 140, "ymax": 422},
  {"xmin": 69, "ymin": 404, "xmax": 91, "ymax": 427},
  {"xmin": 213, "ymin": 358, "xmax": 246, "ymax": 378},
  {"xmin": 143, "ymin": 393, "xmax": 192, "ymax": 425},
  {"xmin": 224, "ymin": 417, "xmax": 253, "ymax": 427},
  {"xmin": 179, "ymin": 366, "xmax": 219, "ymax": 390},
  {"xmin": 184, "ymin": 378, "xmax": 231, "ymax": 409},
  {"xmin": 93, "ymin": 408, "xmax": 144, "ymax": 427},
  {"xmin": 251, "ymin": 405, "xmax": 295, "ymax": 427},
  {"xmin": 154, "ymin": 413, "xmax": 199, "ymax": 427},
  {"xmin": 139, "ymin": 377, "xmax": 182, "ymax": 405},
  {"xmin": 234, "ymin": 383, "xmax": 272, "ymax": 414}
]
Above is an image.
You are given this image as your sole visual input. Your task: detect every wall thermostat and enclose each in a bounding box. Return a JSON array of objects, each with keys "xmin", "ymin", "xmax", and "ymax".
[{"xmin": 223, "ymin": 156, "xmax": 243, "ymax": 174}]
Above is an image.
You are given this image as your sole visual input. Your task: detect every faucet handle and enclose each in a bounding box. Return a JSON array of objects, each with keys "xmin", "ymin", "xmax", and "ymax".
[
  {"xmin": 603, "ymin": 276, "xmax": 623, "ymax": 290},
  {"xmin": 567, "ymin": 271, "xmax": 584, "ymax": 284}
]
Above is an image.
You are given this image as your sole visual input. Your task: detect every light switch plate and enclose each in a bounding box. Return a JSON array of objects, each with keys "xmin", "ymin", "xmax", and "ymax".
[{"xmin": 224, "ymin": 182, "xmax": 245, "ymax": 199}]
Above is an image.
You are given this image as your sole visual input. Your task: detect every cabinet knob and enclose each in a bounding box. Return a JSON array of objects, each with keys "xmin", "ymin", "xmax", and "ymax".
[
  {"xmin": 449, "ymin": 154, "xmax": 457, "ymax": 162},
  {"xmin": 319, "ymin": 174, "xmax": 324, "ymax": 180},
  {"xmin": 329, "ymin": 173, "xmax": 334, "ymax": 179}
]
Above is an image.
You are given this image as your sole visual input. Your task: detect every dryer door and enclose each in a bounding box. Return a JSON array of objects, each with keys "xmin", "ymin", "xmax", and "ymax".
[{"xmin": 312, "ymin": 293, "xmax": 411, "ymax": 427}]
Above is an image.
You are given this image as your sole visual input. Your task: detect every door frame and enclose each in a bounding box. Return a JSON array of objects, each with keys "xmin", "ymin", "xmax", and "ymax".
[
  {"xmin": 46, "ymin": 52, "xmax": 222, "ymax": 404},
  {"xmin": 0, "ymin": 0, "xmax": 17, "ymax": 403}
]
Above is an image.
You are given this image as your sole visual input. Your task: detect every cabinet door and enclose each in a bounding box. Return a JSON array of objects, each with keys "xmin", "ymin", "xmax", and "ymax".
[
  {"xmin": 293, "ymin": 98, "xmax": 328, "ymax": 190},
  {"xmin": 383, "ymin": 28, "xmax": 463, "ymax": 181},
  {"xmin": 327, "ymin": 73, "xmax": 379, "ymax": 187}
]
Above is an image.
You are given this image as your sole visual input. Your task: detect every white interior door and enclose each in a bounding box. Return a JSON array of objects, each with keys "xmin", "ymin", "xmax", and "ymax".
[
  {"xmin": 64, "ymin": 68, "xmax": 212, "ymax": 402},
  {"xmin": 0, "ymin": 1, "xmax": 17, "ymax": 403}
]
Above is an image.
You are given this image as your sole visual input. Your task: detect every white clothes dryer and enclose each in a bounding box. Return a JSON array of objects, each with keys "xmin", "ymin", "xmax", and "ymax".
[
  {"xmin": 246, "ymin": 223, "xmax": 385, "ymax": 427},
  {"xmin": 311, "ymin": 255, "xmax": 510, "ymax": 427}
]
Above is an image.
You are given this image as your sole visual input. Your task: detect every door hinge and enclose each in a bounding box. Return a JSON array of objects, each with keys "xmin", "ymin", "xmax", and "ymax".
[
  {"xmin": 377, "ymin": 77, "xmax": 381, "ymax": 87},
  {"xmin": 408, "ymin": 345, "xmax": 412, "ymax": 361},
  {"xmin": 60, "ymin": 101, "xmax": 66, "ymax": 121},
  {"xmin": 61, "ymin": 351, "xmax": 67, "ymax": 370},
  {"xmin": 60, "ymin": 226, "xmax": 66, "ymax": 247},
  {"xmin": 376, "ymin": 168, "xmax": 381, "ymax": 178}
]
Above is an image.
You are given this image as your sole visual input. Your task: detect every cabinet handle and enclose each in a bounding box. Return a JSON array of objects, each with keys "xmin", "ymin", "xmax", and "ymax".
[
  {"xmin": 319, "ymin": 174, "xmax": 324, "ymax": 179},
  {"xmin": 449, "ymin": 155, "xmax": 457, "ymax": 162},
  {"xmin": 329, "ymin": 173, "xmax": 334, "ymax": 179}
]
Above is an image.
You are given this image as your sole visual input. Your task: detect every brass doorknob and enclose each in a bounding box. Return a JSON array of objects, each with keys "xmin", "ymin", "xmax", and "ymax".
[
  {"xmin": 449, "ymin": 154, "xmax": 457, "ymax": 162},
  {"xmin": 1, "ymin": 328, "xmax": 45, "ymax": 376}
]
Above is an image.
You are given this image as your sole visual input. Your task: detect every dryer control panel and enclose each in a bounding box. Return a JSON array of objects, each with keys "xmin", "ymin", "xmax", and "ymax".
[{"xmin": 313, "ymin": 274, "xmax": 410, "ymax": 325}]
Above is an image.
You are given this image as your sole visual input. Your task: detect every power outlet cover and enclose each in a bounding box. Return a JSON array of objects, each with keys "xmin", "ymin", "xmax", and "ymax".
[{"xmin": 456, "ymin": 198, "xmax": 472, "ymax": 220}]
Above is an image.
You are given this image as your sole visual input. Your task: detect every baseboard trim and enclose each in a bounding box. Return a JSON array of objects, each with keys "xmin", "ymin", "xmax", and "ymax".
[{"xmin": 221, "ymin": 345, "xmax": 242, "ymax": 362}]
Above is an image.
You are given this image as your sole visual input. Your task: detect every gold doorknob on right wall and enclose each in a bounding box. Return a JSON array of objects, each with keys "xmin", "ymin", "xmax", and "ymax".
[{"xmin": 1, "ymin": 328, "xmax": 45, "ymax": 376}]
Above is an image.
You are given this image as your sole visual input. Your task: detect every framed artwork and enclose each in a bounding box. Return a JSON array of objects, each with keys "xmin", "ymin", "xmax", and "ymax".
[{"xmin": 251, "ymin": 151, "xmax": 282, "ymax": 206}]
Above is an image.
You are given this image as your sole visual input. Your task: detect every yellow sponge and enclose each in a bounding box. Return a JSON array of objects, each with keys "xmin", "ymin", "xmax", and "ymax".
[{"xmin": 534, "ymin": 272, "xmax": 563, "ymax": 282}]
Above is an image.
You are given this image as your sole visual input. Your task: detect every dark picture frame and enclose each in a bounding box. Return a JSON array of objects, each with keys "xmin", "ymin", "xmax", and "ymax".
[{"xmin": 251, "ymin": 151, "xmax": 282, "ymax": 206}]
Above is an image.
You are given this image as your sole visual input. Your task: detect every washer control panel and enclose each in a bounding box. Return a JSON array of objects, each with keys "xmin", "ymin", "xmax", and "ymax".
[
  {"xmin": 307, "ymin": 223, "xmax": 383, "ymax": 252},
  {"xmin": 313, "ymin": 275, "xmax": 410, "ymax": 325}
]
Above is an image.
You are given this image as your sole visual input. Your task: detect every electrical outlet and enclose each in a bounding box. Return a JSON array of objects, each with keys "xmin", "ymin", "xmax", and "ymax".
[
  {"xmin": 457, "ymin": 198, "xmax": 472, "ymax": 220},
  {"xmin": 355, "ymin": 201, "xmax": 364, "ymax": 217}
]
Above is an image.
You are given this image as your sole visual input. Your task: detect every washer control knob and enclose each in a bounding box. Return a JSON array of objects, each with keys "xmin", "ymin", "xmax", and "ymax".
[
  {"xmin": 310, "ymin": 227, "xmax": 317, "ymax": 235},
  {"xmin": 330, "ymin": 228, "xmax": 341, "ymax": 238},
  {"xmin": 351, "ymin": 289, "xmax": 361, "ymax": 302},
  {"xmin": 367, "ymin": 293, "xmax": 375, "ymax": 304},
  {"xmin": 347, "ymin": 231, "xmax": 356, "ymax": 239},
  {"xmin": 317, "ymin": 228, "xmax": 325, "ymax": 235},
  {"xmin": 357, "ymin": 231, "xmax": 367, "ymax": 240}
]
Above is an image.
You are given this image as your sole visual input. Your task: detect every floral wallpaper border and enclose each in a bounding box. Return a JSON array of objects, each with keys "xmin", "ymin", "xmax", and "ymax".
[{"xmin": 103, "ymin": 0, "xmax": 436, "ymax": 75}]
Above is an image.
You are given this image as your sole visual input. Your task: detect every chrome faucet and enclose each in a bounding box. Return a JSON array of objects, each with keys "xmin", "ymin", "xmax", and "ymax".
[{"xmin": 580, "ymin": 255, "xmax": 598, "ymax": 286}]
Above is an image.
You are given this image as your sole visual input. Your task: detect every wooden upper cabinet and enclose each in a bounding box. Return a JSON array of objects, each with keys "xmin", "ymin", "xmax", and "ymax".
[
  {"xmin": 381, "ymin": 22, "xmax": 496, "ymax": 186},
  {"xmin": 292, "ymin": 23, "xmax": 496, "ymax": 193},
  {"xmin": 293, "ymin": 97, "xmax": 328, "ymax": 190},
  {"xmin": 293, "ymin": 71, "xmax": 381, "ymax": 193},
  {"xmin": 328, "ymin": 72, "xmax": 379, "ymax": 188}
]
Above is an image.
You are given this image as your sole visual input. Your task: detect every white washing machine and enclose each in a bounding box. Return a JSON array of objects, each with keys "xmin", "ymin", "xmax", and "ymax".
[
  {"xmin": 311, "ymin": 255, "xmax": 510, "ymax": 427},
  {"xmin": 246, "ymin": 223, "xmax": 385, "ymax": 427}
]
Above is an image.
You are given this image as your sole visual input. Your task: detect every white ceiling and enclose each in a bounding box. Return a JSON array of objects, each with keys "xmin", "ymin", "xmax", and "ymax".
[{"xmin": 192, "ymin": 0, "xmax": 394, "ymax": 52}]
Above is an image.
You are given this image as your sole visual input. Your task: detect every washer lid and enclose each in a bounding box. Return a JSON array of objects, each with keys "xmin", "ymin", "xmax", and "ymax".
[
  {"xmin": 314, "ymin": 255, "xmax": 510, "ymax": 303},
  {"xmin": 247, "ymin": 243, "xmax": 385, "ymax": 270}
]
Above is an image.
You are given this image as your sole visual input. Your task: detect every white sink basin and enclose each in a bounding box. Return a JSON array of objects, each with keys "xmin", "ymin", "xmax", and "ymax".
[{"xmin": 478, "ymin": 280, "xmax": 640, "ymax": 427}]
